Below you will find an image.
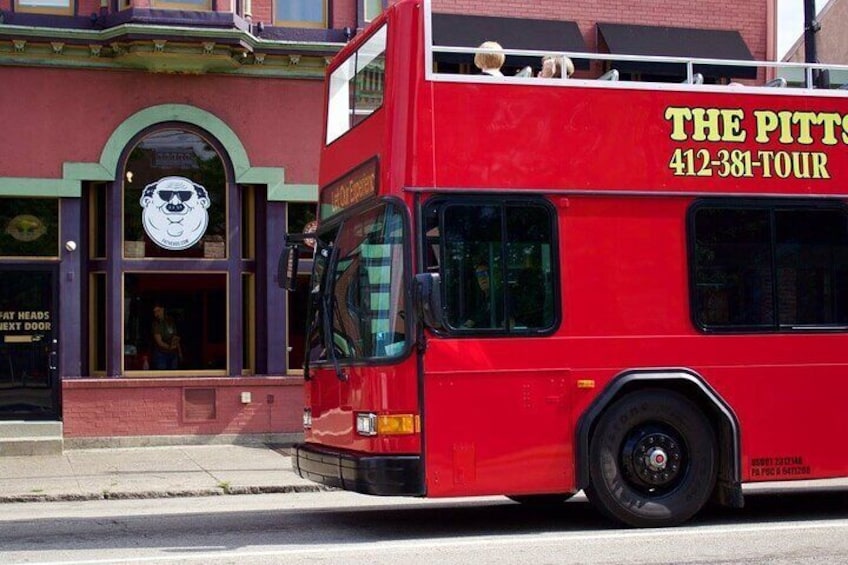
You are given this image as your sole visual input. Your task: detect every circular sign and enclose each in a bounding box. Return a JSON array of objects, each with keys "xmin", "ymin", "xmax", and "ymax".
[{"xmin": 139, "ymin": 176, "xmax": 211, "ymax": 251}]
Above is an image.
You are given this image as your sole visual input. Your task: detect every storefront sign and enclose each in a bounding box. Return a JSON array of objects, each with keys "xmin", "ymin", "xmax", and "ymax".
[
  {"xmin": 320, "ymin": 158, "xmax": 378, "ymax": 220},
  {"xmin": 0, "ymin": 310, "xmax": 52, "ymax": 333},
  {"xmin": 139, "ymin": 176, "xmax": 211, "ymax": 251}
]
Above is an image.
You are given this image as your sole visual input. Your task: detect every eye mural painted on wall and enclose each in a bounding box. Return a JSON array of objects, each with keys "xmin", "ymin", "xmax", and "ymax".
[{"xmin": 140, "ymin": 176, "xmax": 211, "ymax": 251}]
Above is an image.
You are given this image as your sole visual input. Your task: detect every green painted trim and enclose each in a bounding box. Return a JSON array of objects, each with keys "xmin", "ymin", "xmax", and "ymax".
[
  {"xmin": 98, "ymin": 104, "xmax": 252, "ymax": 179},
  {"xmin": 4, "ymin": 104, "xmax": 299, "ymax": 199},
  {"xmin": 240, "ymin": 167, "xmax": 286, "ymax": 193},
  {"xmin": 63, "ymin": 162, "xmax": 112, "ymax": 182},
  {"xmin": 268, "ymin": 183, "xmax": 318, "ymax": 202},
  {"xmin": 0, "ymin": 177, "xmax": 79, "ymax": 197}
]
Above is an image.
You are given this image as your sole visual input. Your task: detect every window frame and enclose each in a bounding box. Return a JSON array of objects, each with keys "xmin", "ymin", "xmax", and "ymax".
[
  {"xmin": 274, "ymin": 0, "xmax": 327, "ymax": 28},
  {"xmin": 326, "ymin": 23, "xmax": 387, "ymax": 145},
  {"xmin": 362, "ymin": 0, "xmax": 385, "ymax": 24},
  {"xmin": 13, "ymin": 0, "xmax": 73, "ymax": 16},
  {"xmin": 150, "ymin": 0, "xmax": 213, "ymax": 11},
  {"xmin": 92, "ymin": 122, "xmax": 253, "ymax": 378},
  {"xmin": 421, "ymin": 195, "xmax": 560, "ymax": 337},
  {"xmin": 687, "ymin": 198, "xmax": 848, "ymax": 334}
]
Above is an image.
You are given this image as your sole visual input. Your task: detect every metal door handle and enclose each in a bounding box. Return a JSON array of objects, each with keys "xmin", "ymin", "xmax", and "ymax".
[{"xmin": 49, "ymin": 338, "xmax": 58, "ymax": 370}]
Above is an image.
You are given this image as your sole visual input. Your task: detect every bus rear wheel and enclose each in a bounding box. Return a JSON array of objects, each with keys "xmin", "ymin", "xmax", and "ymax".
[{"xmin": 585, "ymin": 389, "xmax": 717, "ymax": 528}]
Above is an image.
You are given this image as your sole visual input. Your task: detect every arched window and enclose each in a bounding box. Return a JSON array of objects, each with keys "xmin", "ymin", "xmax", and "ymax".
[{"xmin": 88, "ymin": 124, "xmax": 254, "ymax": 376}]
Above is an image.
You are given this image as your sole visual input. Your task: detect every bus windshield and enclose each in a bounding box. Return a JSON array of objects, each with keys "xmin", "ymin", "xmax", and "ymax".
[{"xmin": 307, "ymin": 202, "xmax": 407, "ymax": 364}]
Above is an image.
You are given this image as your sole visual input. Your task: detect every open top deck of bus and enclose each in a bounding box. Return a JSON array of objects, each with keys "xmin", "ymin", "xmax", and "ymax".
[{"xmin": 322, "ymin": 0, "xmax": 848, "ymax": 204}]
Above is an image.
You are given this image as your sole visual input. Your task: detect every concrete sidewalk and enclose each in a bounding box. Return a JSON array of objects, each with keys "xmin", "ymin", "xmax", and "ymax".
[{"xmin": 0, "ymin": 444, "xmax": 327, "ymax": 503}]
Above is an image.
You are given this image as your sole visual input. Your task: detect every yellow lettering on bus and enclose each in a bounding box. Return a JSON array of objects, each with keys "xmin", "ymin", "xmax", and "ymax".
[
  {"xmin": 665, "ymin": 107, "xmax": 693, "ymax": 141},
  {"xmin": 812, "ymin": 152, "xmax": 830, "ymax": 179},
  {"xmin": 808, "ymin": 112, "xmax": 842, "ymax": 145},
  {"xmin": 843, "ymin": 114, "xmax": 848, "ymax": 144},
  {"xmin": 754, "ymin": 110, "xmax": 779, "ymax": 143},
  {"xmin": 665, "ymin": 107, "xmax": 746, "ymax": 142}
]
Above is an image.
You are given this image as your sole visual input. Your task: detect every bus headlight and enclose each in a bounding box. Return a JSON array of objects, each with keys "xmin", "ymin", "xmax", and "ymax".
[
  {"xmin": 356, "ymin": 412, "xmax": 416, "ymax": 436},
  {"xmin": 303, "ymin": 408, "xmax": 312, "ymax": 429},
  {"xmin": 356, "ymin": 413, "xmax": 377, "ymax": 436}
]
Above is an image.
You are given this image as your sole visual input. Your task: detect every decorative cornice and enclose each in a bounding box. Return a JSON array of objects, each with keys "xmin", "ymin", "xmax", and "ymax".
[{"xmin": 0, "ymin": 23, "xmax": 345, "ymax": 77}]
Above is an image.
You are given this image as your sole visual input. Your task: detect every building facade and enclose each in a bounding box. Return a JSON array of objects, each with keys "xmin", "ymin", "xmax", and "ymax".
[
  {"xmin": 783, "ymin": 0, "xmax": 848, "ymax": 64},
  {"xmin": 0, "ymin": 0, "xmax": 773, "ymax": 447}
]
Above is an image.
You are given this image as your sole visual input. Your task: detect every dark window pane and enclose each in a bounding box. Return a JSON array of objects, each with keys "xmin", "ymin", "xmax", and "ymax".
[
  {"xmin": 443, "ymin": 205, "xmax": 504, "ymax": 330},
  {"xmin": 425, "ymin": 200, "xmax": 556, "ymax": 334},
  {"xmin": 693, "ymin": 207, "xmax": 774, "ymax": 328},
  {"xmin": 91, "ymin": 184, "xmax": 107, "ymax": 258},
  {"xmin": 0, "ymin": 198, "xmax": 58, "ymax": 257},
  {"xmin": 124, "ymin": 273, "xmax": 227, "ymax": 371},
  {"xmin": 288, "ymin": 202, "xmax": 317, "ymax": 258},
  {"xmin": 505, "ymin": 205, "xmax": 555, "ymax": 329},
  {"xmin": 775, "ymin": 209, "xmax": 848, "ymax": 326}
]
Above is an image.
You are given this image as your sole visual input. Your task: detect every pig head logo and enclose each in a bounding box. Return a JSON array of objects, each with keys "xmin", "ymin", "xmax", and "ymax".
[{"xmin": 140, "ymin": 176, "xmax": 211, "ymax": 251}]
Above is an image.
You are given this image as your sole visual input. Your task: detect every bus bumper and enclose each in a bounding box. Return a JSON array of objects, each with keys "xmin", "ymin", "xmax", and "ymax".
[{"xmin": 292, "ymin": 443, "xmax": 424, "ymax": 496}]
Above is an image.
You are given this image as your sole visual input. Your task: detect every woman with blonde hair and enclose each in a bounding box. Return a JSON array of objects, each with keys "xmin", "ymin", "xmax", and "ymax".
[
  {"xmin": 538, "ymin": 54, "xmax": 575, "ymax": 79},
  {"xmin": 474, "ymin": 41, "xmax": 505, "ymax": 77}
]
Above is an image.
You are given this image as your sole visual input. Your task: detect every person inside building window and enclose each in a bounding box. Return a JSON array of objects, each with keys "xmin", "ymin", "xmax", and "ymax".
[{"xmin": 152, "ymin": 303, "xmax": 182, "ymax": 370}]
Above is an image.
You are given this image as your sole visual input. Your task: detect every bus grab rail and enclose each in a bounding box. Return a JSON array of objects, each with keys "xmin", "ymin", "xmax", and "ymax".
[
  {"xmin": 421, "ymin": 0, "xmax": 848, "ymax": 90},
  {"xmin": 427, "ymin": 44, "xmax": 848, "ymax": 90}
]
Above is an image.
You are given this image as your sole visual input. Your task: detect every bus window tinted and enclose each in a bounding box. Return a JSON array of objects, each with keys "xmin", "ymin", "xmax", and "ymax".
[
  {"xmin": 424, "ymin": 199, "xmax": 556, "ymax": 334},
  {"xmin": 691, "ymin": 203, "xmax": 848, "ymax": 331}
]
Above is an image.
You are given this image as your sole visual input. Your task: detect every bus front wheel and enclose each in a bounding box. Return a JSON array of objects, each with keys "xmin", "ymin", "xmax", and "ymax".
[{"xmin": 585, "ymin": 389, "xmax": 717, "ymax": 528}]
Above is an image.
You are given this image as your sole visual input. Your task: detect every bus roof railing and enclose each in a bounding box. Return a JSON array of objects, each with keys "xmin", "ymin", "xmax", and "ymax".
[
  {"xmin": 420, "ymin": 0, "xmax": 848, "ymax": 94},
  {"xmin": 426, "ymin": 45, "xmax": 848, "ymax": 92}
]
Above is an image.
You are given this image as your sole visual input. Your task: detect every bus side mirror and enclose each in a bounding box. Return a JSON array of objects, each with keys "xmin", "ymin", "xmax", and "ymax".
[
  {"xmin": 278, "ymin": 240, "xmax": 299, "ymax": 291},
  {"xmin": 414, "ymin": 273, "xmax": 444, "ymax": 329}
]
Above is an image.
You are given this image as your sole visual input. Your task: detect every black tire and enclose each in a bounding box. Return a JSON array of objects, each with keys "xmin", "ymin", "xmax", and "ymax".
[
  {"xmin": 507, "ymin": 493, "xmax": 575, "ymax": 506},
  {"xmin": 585, "ymin": 389, "xmax": 717, "ymax": 528}
]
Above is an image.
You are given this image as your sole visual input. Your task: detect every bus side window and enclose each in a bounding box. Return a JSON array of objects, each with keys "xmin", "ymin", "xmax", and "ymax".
[{"xmin": 422, "ymin": 198, "xmax": 556, "ymax": 334}]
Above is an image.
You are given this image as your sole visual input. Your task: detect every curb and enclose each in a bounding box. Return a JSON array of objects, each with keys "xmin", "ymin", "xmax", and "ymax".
[{"xmin": 0, "ymin": 484, "xmax": 334, "ymax": 504}]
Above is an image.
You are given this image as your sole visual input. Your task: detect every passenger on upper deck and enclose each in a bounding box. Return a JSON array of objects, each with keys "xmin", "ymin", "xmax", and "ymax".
[
  {"xmin": 538, "ymin": 54, "xmax": 574, "ymax": 79},
  {"xmin": 474, "ymin": 41, "xmax": 505, "ymax": 77}
]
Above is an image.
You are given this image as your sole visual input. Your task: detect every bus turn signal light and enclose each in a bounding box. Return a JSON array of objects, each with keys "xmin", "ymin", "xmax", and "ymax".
[{"xmin": 356, "ymin": 413, "xmax": 417, "ymax": 436}]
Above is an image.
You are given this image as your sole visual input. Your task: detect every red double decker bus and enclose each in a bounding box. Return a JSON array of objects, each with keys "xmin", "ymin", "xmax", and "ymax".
[{"xmin": 281, "ymin": 0, "xmax": 848, "ymax": 527}]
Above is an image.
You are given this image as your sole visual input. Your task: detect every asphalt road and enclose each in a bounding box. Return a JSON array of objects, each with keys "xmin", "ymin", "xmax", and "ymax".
[{"xmin": 1, "ymin": 488, "xmax": 848, "ymax": 564}]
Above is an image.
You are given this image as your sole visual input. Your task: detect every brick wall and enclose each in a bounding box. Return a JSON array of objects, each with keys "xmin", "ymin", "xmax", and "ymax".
[
  {"xmin": 1, "ymin": 0, "xmax": 767, "ymax": 60},
  {"xmin": 62, "ymin": 377, "xmax": 304, "ymax": 439},
  {"xmin": 430, "ymin": 0, "xmax": 768, "ymax": 60}
]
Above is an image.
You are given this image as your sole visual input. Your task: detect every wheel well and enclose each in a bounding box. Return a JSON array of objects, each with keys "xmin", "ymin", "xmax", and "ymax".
[{"xmin": 575, "ymin": 370, "xmax": 743, "ymax": 508}]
